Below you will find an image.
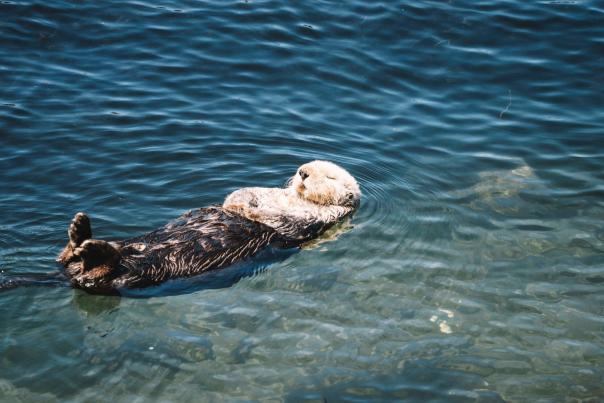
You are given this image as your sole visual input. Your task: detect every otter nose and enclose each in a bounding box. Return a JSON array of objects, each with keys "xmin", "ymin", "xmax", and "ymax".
[{"xmin": 299, "ymin": 169, "xmax": 309, "ymax": 180}]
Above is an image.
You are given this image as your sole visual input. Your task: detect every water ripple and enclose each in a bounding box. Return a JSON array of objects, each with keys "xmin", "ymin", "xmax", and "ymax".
[{"xmin": 1, "ymin": 0, "xmax": 604, "ymax": 401}]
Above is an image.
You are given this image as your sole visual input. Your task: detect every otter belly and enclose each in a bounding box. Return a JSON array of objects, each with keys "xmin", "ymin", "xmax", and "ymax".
[{"xmin": 223, "ymin": 187, "xmax": 353, "ymax": 241}]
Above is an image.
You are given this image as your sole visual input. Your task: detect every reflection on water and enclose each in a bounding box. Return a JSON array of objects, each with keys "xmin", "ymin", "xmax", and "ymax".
[
  {"xmin": 1, "ymin": 0, "xmax": 604, "ymax": 401},
  {"xmin": 300, "ymin": 216, "xmax": 355, "ymax": 250},
  {"xmin": 465, "ymin": 164, "xmax": 536, "ymax": 214},
  {"xmin": 72, "ymin": 292, "xmax": 121, "ymax": 316}
]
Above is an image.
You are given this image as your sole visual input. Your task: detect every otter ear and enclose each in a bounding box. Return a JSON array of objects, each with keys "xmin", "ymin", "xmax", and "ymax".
[{"xmin": 346, "ymin": 192, "xmax": 354, "ymax": 200}]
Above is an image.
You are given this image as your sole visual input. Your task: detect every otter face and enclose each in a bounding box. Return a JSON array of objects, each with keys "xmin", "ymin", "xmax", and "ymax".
[{"xmin": 289, "ymin": 160, "xmax": 361, "ymax": 208}]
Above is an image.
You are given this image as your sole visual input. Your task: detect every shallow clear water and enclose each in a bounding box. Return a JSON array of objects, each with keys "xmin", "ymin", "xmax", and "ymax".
[{"xmin": 1, "ymin": 0, "xmax": 604, "ymax": 401}]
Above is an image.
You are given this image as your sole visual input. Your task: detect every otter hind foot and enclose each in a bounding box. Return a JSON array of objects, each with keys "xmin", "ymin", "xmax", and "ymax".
[
  {"xmin": 57, "ymin": 212, "xmax": 93, "ymax": 265},
  {"xmin": 74, "ymin": 240, "xmax": 121, "ymax": 273},
  {"xmin": 69, "ymin": 212, "xmax": 92, "ymax": 248}
]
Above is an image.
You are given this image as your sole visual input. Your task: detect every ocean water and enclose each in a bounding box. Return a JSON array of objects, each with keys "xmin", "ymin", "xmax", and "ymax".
[{"xmin": 1, "ymin": 0, "xmax": 603, "ymax": 401}]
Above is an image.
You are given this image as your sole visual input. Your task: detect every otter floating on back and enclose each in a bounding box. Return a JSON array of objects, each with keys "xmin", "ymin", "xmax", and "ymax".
[{"xmin": 56, "ymin": 161, "xmax": 361, "ymax": 295}]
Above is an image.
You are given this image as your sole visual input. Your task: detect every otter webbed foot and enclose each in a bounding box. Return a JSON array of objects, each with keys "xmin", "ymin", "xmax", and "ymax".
[
  {"xmin": 69, "ymin": 212, "xmax": 92, "ymax": 248},
  {"xmin": 74, "ymin": 240, "xmax": 121, "ymax": 273},
  {"xmin": 57, "ymin": 212, "xmax": 93, "ymax": 265}
]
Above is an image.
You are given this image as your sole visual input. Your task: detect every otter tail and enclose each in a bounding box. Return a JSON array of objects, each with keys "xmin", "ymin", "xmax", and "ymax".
[{"xmin": 0, "ymin": 272, "xmax": 68, "ymax": 291}]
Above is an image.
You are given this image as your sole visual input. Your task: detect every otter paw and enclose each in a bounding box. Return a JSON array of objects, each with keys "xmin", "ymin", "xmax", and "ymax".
[
  {"xmin": 68, "ymin": 212, "xmax": 92, "ymax": 247},
  {"xmin": 74, "ymin": 240, "xmax": 120, "ymax": 272}
]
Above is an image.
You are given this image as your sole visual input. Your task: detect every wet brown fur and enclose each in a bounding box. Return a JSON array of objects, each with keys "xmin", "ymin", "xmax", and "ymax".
[{"xmin": 57, "ymin": 207, "xmax": 299, "ymax": 294}]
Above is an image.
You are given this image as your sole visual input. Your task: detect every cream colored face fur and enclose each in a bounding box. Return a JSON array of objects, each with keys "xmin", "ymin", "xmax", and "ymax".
[
  {"xmin": 222, "ymin": 160, "xmax": 360, "ymax": 238},
  {"xmin": 289, "ymin": 160, "xmax": 361, "ymax": 207}
]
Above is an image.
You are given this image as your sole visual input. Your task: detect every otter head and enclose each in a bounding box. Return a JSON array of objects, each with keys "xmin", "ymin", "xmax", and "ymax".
[{"xmin": 289, "ymin": 160, "xmax": 361, "ymax": 209}]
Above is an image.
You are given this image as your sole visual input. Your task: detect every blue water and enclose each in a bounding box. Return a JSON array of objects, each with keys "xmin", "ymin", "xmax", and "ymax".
[{"xmin": 1, "ymin": 0, "xmax": 604, "ymax": 401}]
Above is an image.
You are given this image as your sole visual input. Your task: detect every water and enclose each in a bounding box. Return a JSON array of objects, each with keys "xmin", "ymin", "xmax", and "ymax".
[{"xmin": 1, "ymin": 0, "xmax": 603, "ymax": 401}]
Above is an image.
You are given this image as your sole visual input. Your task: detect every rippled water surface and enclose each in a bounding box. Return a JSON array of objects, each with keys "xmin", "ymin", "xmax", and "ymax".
[{"xmin": 2, "ymin": 1, "xmax": 604, "ymax": 401}]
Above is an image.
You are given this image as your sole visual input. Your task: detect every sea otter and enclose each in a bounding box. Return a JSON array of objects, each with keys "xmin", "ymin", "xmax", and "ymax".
[{"xmin": 55, "ymin": 160, "xmax": 360, "ymax": 295}]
